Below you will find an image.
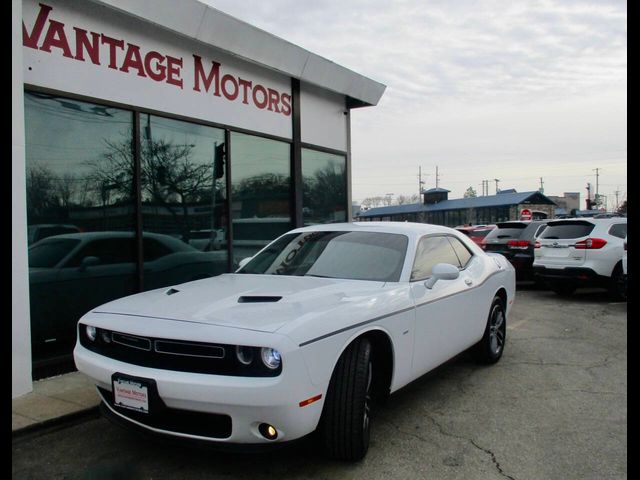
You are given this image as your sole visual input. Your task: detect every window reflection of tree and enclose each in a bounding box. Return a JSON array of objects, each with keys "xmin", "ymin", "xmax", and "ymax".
[{"xmin": 303, "ymin": 162, "xmax": 346, "ymax": 223}]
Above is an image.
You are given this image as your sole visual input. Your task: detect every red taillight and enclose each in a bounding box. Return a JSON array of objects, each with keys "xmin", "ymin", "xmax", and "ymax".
[
  {"xmin": 534, "ymin": 241, "xmax": 541, "ymax": 249},
  {"xmin": 574, "ymin": 238, "xmax": 607, "ymax": 249},
  {"xmin": 507, "ymin": 240, "xmax": 530, "ymax": 249}
]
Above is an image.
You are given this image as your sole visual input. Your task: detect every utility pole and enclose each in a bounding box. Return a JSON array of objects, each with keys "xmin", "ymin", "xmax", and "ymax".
[
  {"xmin": 586, "ymin": 183, "xmax": 592, "ymax": 210},
  {"xmin": 494, "ymin": 178, "xmax": 500, "ymax": 194},
  {"xmin": 435, "ymin": 166, "xmax": 440, "ymax": 189},
  {"xmin": 593, "ymin": 168, "xmax": 600, "ymax": 198},
  {"xmin": 418, "ymin": 166, "xmax": 428, "ymax": 197},
  {"xmin": 539, "ymin": 177, "xmax": 544, "ymax": 194},
  {"xmin": 614, "ymin": 188, "xmax": 620, "ymax": 211}
]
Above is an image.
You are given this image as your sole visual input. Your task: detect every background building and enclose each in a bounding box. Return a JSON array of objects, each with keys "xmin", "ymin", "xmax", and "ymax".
[
  {"xmin": 13, "ymin": 0, "xmax": 385, "ymax": 396},
  {"xmin": 357, "ymin": 188, "xmax": 557, "ymax": 225}
]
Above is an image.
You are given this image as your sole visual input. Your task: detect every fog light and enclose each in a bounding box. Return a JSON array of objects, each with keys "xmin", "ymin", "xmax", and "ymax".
[
  {"xmin": 85, "ymin": 325, "xmax": 97, "ymax": 341},
  {"xmin": 258, "ymin": 423, "xmax": 278, "ymax": 440},
  {"xmin": 100, "ymin": 331, "xmax": 111, "ymax": 343}
]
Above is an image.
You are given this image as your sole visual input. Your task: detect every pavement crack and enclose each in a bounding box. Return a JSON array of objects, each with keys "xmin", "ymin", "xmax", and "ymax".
[{"xmin": 424, "ymin": 414, "xmax": 517, "ymax": 480}]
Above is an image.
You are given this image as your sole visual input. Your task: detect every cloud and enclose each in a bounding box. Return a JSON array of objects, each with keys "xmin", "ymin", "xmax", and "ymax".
[{"xmin": 201, "ymin": 0, "xmax": 626, "ymax": 203}]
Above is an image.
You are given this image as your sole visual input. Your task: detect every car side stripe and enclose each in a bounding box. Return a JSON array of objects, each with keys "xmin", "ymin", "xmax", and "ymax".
[
  {"xmin": 298, "ymin": 307, "xmax": 415, "ymax": 347},
  {"xmin": 298, "ymin": 270, "xmax": 504, "ymax": 347}
]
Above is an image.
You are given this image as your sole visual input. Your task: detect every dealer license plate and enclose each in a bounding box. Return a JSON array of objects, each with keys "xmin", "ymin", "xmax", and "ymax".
[{"xmin": 113, "ymin": 377, "xmax": 149, "ymax": 414}]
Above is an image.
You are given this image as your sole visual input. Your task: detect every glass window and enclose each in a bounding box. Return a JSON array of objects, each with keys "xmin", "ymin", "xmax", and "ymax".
[
  {"xmin": 609, "ymin": 223, "xmax": 627, "ymax": 239},
  {"xmin": 302, "ymin": 149, "xmax": 346, "ymax": 226},
  {"xmin": 25, "ymin": 92, "xmax": 136, "ymax": 375},
  {"xmin": 447, "ymin": 236, "xmax": 473, "ymax": 267},
  {"xmin": 411, "ymin": 235, "xmax": 461, "ymax": 281},
  {"xmin": 65, "ymin": 236, "xmax": 136, "ymax": 267},
  {"xmin": 139, "ymin": 115, "xmax": 229, "ymax": 288},
  {"xmin": 239, "ymin": 231, "xmax": 408, "ymax": 282},
  {"xmin": 539, "ymin": 221, "xmax": 595, "ymax": 239},
  {"xmin": 230, "ymin": 132, "xmax": 291, "ymax": 266}
]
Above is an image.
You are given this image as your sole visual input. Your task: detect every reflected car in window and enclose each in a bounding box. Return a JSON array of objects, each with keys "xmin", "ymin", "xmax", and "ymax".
[
  {"xmin": 29, "ymin": 231, "xmax": 227, "ymax": 367},
  {"xmin": 27, "ymin": 223, "xmax": 81, "ymax": 245},
  {"xmin": 74, "ymin": 222, "xmax": 515, "ymax": 461}
]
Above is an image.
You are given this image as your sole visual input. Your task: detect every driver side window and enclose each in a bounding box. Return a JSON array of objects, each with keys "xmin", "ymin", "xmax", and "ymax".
[{"xmin": 411, "ymin": 235, "xmax": 461, "ymax": 281}]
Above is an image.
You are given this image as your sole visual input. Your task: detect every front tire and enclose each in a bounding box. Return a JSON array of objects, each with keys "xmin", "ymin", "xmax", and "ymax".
[
  {"xmin": 472, "ymin": 296, "xmax": 506, "ymax": 364},
  {"xmin": 320, "ymin": 337, "xmax": 373, "ymax": 461}
]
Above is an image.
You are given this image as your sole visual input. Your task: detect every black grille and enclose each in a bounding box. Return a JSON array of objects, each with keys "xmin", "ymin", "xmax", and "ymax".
[
  {"xmin": 98, "ymin": 386, "xmax": 232, "ymax": 439},
  {"xmin": 79, "ymin": 324, "xmax": 281, "ymax": 377}
]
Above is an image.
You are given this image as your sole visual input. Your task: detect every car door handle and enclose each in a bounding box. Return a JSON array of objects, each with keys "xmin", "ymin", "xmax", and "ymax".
[{"xmin": 465, "ymin": 279, "xmax": 473, "ymax": 286}]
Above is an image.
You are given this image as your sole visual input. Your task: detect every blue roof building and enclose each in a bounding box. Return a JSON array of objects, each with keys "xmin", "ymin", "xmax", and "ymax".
[{"xmin": 357, "ymin": 189, "xmax": 557, "ymax": 226}]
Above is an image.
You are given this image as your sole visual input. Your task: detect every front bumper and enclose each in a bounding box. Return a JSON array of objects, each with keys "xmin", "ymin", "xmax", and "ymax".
[{"xmin": 74, "ymin": 343, "xmax": 325, "ymax": 444}]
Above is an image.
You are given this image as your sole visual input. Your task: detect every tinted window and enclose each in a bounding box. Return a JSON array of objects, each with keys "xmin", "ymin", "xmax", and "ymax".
[
  {"xmin": 143, "ymin": 238, "xmax": 174, "ymax": 261},
  {"xmin": 28, "ymin": 239, "xmax": 80, "ymax": 268},
  {"xmin": 532, "ymin": 224, "xmax": 548, "ymax": 238},
  {"xmin": 139, "ymin": 115, "xmax": 229, "ymax": 284},
  {"xmin": 539, "ymin": 221, "xmax": 595, "ymax": 239},
  {"xmin": 485, "ymin": 223, "xmax": 528, "ymax": 241},
  {"xmin": 448, "ymin": 237, "xmax": 473, "ymax": 267},
  {"xmin": 469, "ymin": 229, "xmax": 493, "ymax": 239},
  {"xmin": 411, "ymin": 235, "xmax": 461, "ymax": 281},
  {"xmin": 66, "ymin": 238, "xmax": 136, "ymax": 267},
  {"xmin": 240, "ymin": 231, "xmax": 408, "ymax": 282},
  {"xmin": 609, "ymin": 224, "xmax": 627, "ymax": 239},
  {"xmin": 302, "ymin": 149, "xmax": 347, "ymax": 225}
]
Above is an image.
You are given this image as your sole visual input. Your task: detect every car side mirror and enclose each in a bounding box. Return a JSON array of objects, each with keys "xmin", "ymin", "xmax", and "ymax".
[
  {"xmin": 79, "ymin": 256, "xmax": 100, "ymax": 271},
  {"xmin": 424, "ymin": 263, "xmax": 460, "ymax": 289},
  {"xmin": 237, "ymin": 257, "xmax": 252, "ymax": 270}
]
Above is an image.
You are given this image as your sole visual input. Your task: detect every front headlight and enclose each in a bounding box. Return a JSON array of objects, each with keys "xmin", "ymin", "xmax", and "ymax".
[
  {"xmin": 236, "ymin": 345, "xmax": 254, "ymax": 365},
  {"xmin": 260, "ymin": 347, "xmax": 281, "ymax": 370}
]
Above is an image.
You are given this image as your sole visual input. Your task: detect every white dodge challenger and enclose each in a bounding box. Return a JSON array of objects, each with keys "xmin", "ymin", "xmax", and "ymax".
[{"xmin": 74, "ymin": 222, "xmax": 515, "ymax": 460}]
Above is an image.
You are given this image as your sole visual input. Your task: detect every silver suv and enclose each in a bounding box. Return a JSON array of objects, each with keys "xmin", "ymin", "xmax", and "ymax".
[{"xmin": 533, "ymin": 217, "xmax": 627, "ymax": 299}]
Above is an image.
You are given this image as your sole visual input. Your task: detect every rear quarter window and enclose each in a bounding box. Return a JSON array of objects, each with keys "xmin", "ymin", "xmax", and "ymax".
[{"xmin": 608, "ymin": 223, "xmax": 627, "ymax": 239}]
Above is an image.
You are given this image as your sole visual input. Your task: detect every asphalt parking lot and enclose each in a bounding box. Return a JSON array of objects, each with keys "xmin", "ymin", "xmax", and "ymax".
[{"xmin": 12, "ymin": 286, "xmax": 626, "ymax": 480}]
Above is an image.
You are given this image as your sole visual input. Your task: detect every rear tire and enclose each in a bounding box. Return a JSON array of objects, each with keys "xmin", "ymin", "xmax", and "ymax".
[
  {"xmin": 609, "ymin": 264, "xmax": 626, "ymax": 301},
  {"xmin": 472, "ymin": 296, "xmax": 506, "ymax": 364},
  {"xmin": 320, "ymin": 338, "xmax": 372, "ymax": 461}
]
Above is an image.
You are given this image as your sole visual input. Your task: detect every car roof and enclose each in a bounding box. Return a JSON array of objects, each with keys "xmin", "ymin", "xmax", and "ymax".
[
  {"xmin": 547, "ymin": 217, "xmax": 627, "ymax": 226},
  {"xmin": 291, "ymin": 221, "xmax": 460, "ymax": 238}
]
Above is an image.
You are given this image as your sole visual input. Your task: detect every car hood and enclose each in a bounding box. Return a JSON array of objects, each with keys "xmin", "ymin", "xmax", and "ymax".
[{"xmin": 92, "ymin": 273, "xmax": 386, "ymax": 333}]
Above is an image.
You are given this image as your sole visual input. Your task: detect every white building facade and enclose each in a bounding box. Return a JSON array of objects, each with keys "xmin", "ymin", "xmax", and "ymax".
[{"xmin": 12, "ymin": 0, "xmax": 385, "ymax": 397}]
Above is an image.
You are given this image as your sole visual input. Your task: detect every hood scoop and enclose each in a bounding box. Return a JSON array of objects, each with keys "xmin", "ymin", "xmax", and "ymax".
[
  {"xmin": 165, "ymin": 288, "xmax": 180, "ymax": 296},
  {"xmin": 238, "ymin": 295, "xmax": 282, "ymax": 303}
]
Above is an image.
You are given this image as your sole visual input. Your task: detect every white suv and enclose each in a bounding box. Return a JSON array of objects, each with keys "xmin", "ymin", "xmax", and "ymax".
[{"xmin": 533, "ymin": 217, "xmax": 627, "ymax": 299}]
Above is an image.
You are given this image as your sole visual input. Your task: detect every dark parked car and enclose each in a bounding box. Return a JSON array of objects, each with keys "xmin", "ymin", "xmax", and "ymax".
[
  {"xmin": 28, "ymin": 231, "xmax": 228, "ymax": 372},
  {"xmin": 481, "ymin": 220, "xmax": 550, "ymax": 280}
]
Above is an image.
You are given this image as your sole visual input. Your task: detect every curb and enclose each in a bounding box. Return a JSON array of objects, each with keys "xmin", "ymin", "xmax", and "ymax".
[{"xmin": 12, "ymin": 406, "xmax": 101, "ymax": 442}]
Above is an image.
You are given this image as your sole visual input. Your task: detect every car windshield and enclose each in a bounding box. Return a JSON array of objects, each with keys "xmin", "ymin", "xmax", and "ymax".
[
  {"xmin": 28, "ymin": 239, "xmax": 80, "ymax": 268},
  {"xmin": 238, "ymin": 231, "xmax": 408, "ymax": 282}
]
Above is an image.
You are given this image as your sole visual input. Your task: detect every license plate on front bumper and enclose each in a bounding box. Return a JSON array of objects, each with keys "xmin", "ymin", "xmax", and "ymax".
[{"xmin": 113, "ymin": 377, "xmax": 150, "ymax": 414}]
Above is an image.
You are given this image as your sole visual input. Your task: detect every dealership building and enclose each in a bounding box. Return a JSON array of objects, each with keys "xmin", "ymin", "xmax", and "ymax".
[{"xmin": 12, "ymin": 0, "xmax": 385, "ymax": 397}]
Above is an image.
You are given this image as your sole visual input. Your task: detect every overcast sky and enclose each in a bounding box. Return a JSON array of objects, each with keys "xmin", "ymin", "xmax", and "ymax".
[{"xmin": 202, "ymin": 0, "xmax": 626, "ymax": 210}]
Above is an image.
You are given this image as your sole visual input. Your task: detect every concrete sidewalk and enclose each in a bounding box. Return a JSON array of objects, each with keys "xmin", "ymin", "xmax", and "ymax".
[{"xmin": 12, "ymin": 371, "xmax": 100, "ymax": 435}]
